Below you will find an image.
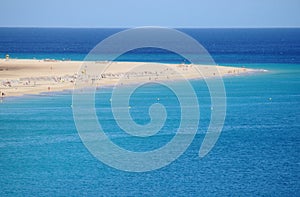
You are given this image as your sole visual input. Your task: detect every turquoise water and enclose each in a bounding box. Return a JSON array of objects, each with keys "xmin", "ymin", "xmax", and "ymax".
[
  {"xmin": 1, "ymin": 28, "xmax": 300, "ymax": 195},
  {"xmin": 1, "ymin": 63, "xmax": 299, "ymax": 196}
]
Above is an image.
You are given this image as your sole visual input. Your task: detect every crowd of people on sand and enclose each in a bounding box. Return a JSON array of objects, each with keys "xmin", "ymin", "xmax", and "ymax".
[
  {"xmin": 0, "ymin": 61, "xmax": 253, "ymax": 98},
  {"xmin": 0, "ymin": 65, "xmax": 185, "ymax": 96}
]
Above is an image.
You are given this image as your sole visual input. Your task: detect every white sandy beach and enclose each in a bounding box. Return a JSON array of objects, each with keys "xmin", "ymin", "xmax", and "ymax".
[{"xmin": 0, "ymin": 58, "xmax": 259, "ymax": 97}]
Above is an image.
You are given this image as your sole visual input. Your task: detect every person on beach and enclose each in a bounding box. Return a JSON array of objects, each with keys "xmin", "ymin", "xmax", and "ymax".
[{"xmin": 0, "ymin": 92, "xmax": 3, "ymax": 103}]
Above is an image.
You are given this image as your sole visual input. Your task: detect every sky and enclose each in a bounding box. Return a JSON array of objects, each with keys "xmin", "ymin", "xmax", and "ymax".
[{"xmin": 1, "ymin": 0, "xmax": 300, "ymax": 28}]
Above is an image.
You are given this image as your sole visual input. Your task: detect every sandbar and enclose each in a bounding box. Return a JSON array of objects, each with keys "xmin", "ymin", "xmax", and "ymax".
[{"xmin": 0, "ymin": 59, "xmax": 262, "ymax": 97}]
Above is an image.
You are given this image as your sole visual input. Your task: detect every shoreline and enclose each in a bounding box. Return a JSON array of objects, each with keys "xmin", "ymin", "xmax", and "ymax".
[{"xmin": 0, "ymin": 58, "xmax": 265, "ymax": 97}]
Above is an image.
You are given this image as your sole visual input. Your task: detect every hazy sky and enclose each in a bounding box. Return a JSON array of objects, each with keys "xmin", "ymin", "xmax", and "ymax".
[{"xmin": 1, "ymin": 0, "xmax": 300, "ymax": 28}]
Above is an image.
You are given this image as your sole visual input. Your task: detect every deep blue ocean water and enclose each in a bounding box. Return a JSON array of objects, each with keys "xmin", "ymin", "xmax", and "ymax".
[
  {"xmin": 0, "ymin": 28, "xmax": 300, "ymax": 196},
  {"xmin": 0, "ymin": 28, "xmax": 300, "ymax": 64}
]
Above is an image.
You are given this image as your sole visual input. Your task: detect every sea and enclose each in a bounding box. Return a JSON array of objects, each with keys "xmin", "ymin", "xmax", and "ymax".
[{"xmin": 0, "ymin": 28, "xmax": 299, "ymax": 196}]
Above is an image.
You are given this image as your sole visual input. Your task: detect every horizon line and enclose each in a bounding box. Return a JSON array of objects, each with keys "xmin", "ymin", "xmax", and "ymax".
[{"xmin": 0, "ymin": 26, "xmax": 300, "ymax": 29}]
